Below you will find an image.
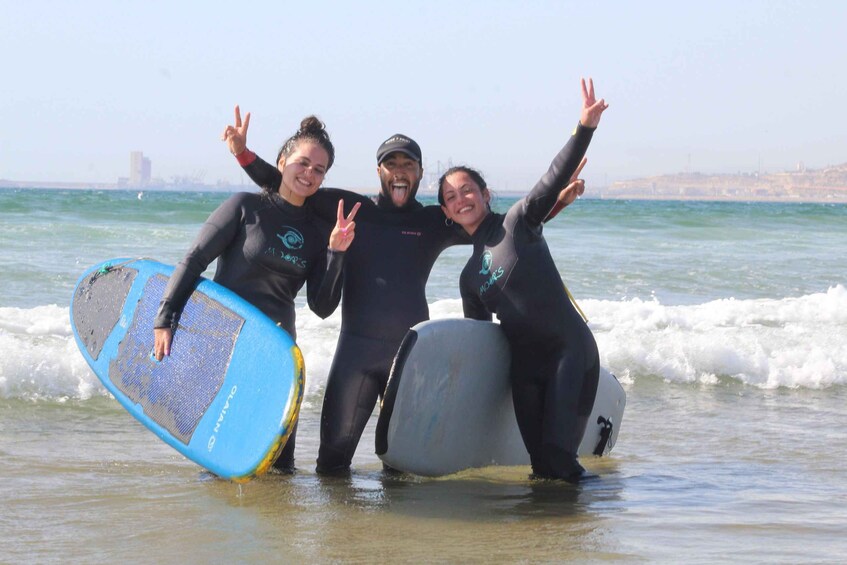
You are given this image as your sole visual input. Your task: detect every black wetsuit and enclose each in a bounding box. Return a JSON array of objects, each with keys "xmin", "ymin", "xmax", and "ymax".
[
  {"xmin": 459, "ymin": 123, "xmax": 599, "ymax": 480},
  {"xmin": 240, "ymin": 153, "xmax": 467, "ymax": 473},
  {"xmin": 154, "ymin": 191, "xmax": 345, "ymax": 470}
]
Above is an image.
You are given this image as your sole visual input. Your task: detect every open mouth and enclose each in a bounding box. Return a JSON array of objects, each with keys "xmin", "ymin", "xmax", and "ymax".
[{"xmin": 391, "ymin": 183, "xmax": 409, "ymax": 200}]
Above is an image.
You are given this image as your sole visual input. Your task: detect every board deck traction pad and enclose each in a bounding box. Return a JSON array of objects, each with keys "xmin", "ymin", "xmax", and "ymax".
[
  {"xmin": 71, "ymin": 259, "xmax": 303, "ymax": 481},
  {"xmin": 75, "ymin": 265, "xmax": 241, "ymax": 444}
]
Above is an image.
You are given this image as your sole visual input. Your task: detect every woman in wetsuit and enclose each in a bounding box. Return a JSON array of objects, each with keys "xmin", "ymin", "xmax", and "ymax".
[
  {"xmin": 152, "ymin": 111, "xmax": 360, "ymax": 472},
  {"xmin": 438, "ymin": 78, "xmax": 608, "ymax": 482}
]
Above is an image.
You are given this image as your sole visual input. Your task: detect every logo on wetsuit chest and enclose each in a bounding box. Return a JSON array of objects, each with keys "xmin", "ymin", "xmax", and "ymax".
[
  {"xmin": 478, "ymin": 250, "xmax": 504, "ymax": 295},
  {"xmin": 277, "ymin": 227, "xmax": 304, "ymax": 250},
  {"xmin": 265, "ymin": 226, "xmax": 308, "ymax": 268}
]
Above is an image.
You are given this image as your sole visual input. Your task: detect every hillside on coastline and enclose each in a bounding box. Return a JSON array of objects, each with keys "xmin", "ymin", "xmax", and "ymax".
[
  {"xmin": 604, "ymin": 162, "xmax": 847, "ymax": 203},
  {"xmin": 5, "ymin": 163, "xmax": 847, "ymax": 203}
]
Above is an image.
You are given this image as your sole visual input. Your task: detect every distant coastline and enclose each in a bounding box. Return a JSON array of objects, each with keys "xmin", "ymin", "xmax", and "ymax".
[
  {"xmin": 4, "ymin": 161, "xmax": 847, "ymax": 203},
  {"xmin": 600, "ymin": 162, "xmax": 847, "ymax": 203}
]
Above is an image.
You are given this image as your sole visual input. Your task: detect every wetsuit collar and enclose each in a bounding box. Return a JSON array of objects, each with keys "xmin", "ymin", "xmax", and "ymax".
[
  {"xmin": 268, "ymin": 191, "xmax": 309, "ymax": 218},
  {"xmin": 470, "ymin": 212, "xmax": 500, "ymax": 244}
]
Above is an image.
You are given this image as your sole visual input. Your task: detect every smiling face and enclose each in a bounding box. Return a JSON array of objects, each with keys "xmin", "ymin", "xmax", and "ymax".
[
  {"xmin": 277, "ymin": 141, "xmax": 329, "ymax": 206},
  {"xmin": 440, "ymin": 171, "xmax": 491, "ymax": 235},
  {"xmin": 377, "ymin": 152, "xmax": 422, "ymax": 208}
]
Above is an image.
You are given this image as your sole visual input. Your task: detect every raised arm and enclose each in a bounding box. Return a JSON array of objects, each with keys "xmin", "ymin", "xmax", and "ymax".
[
  {"xmin": 221, "ymin": 105, "xmax": 250, "ymax": 156},
  {"xmin": 579, "ymin": 77, "xmax": 608, "ymax": 129},
  {"xmin": 222, "ymin": 105, "xmax": 284, "ymax": 192},
  {"xmin": 309, "ymin": 188, "xmax": 376, "ymax": 223},
  {"xmin": 542, "ymin": 157, "xmax": 587, "ymax": 222},
  {"xmin": 328, "ymin": 199, "xmax": 362, "ymax": 253},
  {"xmin": 522, "ymin": 78, "xmax": 608, "ymax": 227}
]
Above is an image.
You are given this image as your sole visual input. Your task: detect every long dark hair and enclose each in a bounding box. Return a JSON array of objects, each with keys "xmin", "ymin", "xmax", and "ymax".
[{"xmin": 437, "ymin": 165, "xmax": 489, "ymax": 206}]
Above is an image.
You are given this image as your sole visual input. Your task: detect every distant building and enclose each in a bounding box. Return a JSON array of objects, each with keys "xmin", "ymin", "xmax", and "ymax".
[{"xmin": 130, "ymin": 151, "xmax": 152, "ymax": 186}]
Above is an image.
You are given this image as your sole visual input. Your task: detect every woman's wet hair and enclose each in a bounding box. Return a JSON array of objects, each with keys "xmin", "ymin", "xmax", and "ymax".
[
  {"xmin": 437, "ymin": 165, "xmax": 488, "ymax": 206},
  {"xmin": 276, "ymin": 115, "xmax": 335, "ymax": 171}
]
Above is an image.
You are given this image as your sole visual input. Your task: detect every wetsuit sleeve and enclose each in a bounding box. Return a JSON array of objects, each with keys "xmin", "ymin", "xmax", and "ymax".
[
  {"xmin": 154, "ymin": 196, "xmax": 244, "ymax": 329},
  {"xmin": 521, "ymin": 123, "xmax": 595, "ymax": 228},
  {"xmin": 240, "ymin": 150, "xmax": 282, "ymax": 192},
  {"xmin": 306, "ymin": 249, "xmax": 345, "ymax": 319},
  {"xmin": 237, "ymin": 150, "xmax": 372, "ymax": 221},
  {"xmin": 543, "ymin": 199, "xmax": 566, "ymax": 222},
  {"xmin": 460, "ymin": 276, "xmax": 492, "ymax": 322},
  {"xmin": 309, "ymin": 188, "xmax": 376, "ymax": 223}
]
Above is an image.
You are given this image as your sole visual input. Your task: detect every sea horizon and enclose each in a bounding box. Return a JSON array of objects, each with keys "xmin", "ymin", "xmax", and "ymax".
[{"xmin": 4, "ymin": 183, "xmax": 847, "ymax": 204}]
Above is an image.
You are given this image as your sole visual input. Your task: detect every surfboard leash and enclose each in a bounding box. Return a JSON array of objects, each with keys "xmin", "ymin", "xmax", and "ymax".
[
  {"xmin": 93, "ymin": 258, "xmax": 136, "ymax": 277},
  {"xmin": 593, "ymin": 416, "xmax": 614, "ymax": 456}
]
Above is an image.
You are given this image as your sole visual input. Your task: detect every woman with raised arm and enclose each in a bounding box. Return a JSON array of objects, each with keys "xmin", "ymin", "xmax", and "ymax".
[
  {"xmin": 153, "ymin": 113, "xmax": 360, "ymax": 472},
  {"xmin": 438, "ymin": 78, "xmax": 608, "ymax": 482}
]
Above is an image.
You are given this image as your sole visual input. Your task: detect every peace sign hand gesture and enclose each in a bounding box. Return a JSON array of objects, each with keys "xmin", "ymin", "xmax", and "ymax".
[
  {"xmin": 579, "ymin": 78, "xmax": 608, "ymax": 129},
  {"xmin": 329, "ymin": 199, "xmax": 362, "ymax": 252},
  {"xmin": 221, "ymin": 105, "xmax": 250, "ymax": 156},
  {"xmin": 556, "ymin": 156, "xmax": 588, "ymax": 208}
]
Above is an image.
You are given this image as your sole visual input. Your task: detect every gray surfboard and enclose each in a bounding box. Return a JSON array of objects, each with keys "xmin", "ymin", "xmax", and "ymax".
[{"xmin": 376, "ymin": 318, "xmax": 625, "ymax": 476}]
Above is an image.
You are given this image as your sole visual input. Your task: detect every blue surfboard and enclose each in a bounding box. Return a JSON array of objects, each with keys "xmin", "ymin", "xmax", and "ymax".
[{"xmin": 71, "ymin": 258, "xmax": 304, "ymax": 482}]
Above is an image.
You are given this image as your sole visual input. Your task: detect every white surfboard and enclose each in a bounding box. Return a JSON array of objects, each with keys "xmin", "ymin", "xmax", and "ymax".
[{"xmin": 375, "ymin": 319, "xmax": 625, "ymax": 477}]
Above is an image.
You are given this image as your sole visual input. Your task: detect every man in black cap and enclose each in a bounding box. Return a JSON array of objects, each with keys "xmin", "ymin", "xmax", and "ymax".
[
  {"xmin": 231, "ymin": 120, "xmax": 467, "ymax": 474},
  {"xmin": 374, "ymin": 134, "xmax": 423, "ymax": 209}
]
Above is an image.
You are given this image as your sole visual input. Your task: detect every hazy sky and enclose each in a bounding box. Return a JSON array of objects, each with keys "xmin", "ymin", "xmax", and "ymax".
[{"xmin": 3, "ymin": 0, "xmax": 845, "ymax": 191}]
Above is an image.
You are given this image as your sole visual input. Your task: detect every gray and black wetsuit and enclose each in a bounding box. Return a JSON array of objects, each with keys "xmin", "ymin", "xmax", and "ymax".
[
  {"xmin": 459, "ymin": 124, "xmax": 599, "ymax": 480},
  {"xmin": 154, "ymin": 191, "xmax": 345, "ymax": 470},
  {"xmin": 240, "ymin": 153, "xmax": 467, "ymax": 473}
]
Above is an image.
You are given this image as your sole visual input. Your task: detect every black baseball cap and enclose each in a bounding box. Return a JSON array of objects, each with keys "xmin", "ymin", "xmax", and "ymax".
[{"xmin": 376, "ymin": 134, "xmax": 422, "ymax": 165}]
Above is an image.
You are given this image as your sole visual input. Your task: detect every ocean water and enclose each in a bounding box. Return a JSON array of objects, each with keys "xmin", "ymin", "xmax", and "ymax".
[{"xmin": 2, "ymin": 187, "xmax": 846, "ymax": 563}]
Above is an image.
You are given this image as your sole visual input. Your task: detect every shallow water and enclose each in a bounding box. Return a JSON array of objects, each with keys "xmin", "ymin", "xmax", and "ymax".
[
  {"xmin": 4, "ymin": 383, "xmax": 847, "ymax": 563},
  {"xmin": 2, "ymin": 188, "xmax": 846, "ymax": 562}
]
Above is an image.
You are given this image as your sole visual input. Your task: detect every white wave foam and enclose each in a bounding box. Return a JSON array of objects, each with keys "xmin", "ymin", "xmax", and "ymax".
[
  {"xmin": 2, "ymin": 287, "xmax": 844, "ymax": 401},
  {"xmin": 588, "ymin": 285, "xmax": 847, "ymax": 389},
  {"xmin": 0, "ymin": 305, "xmax": 105, "ymax": 401},
  {"xmin": 292, "ymin": 308, "xmax": 342, "ymax": 409}
]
